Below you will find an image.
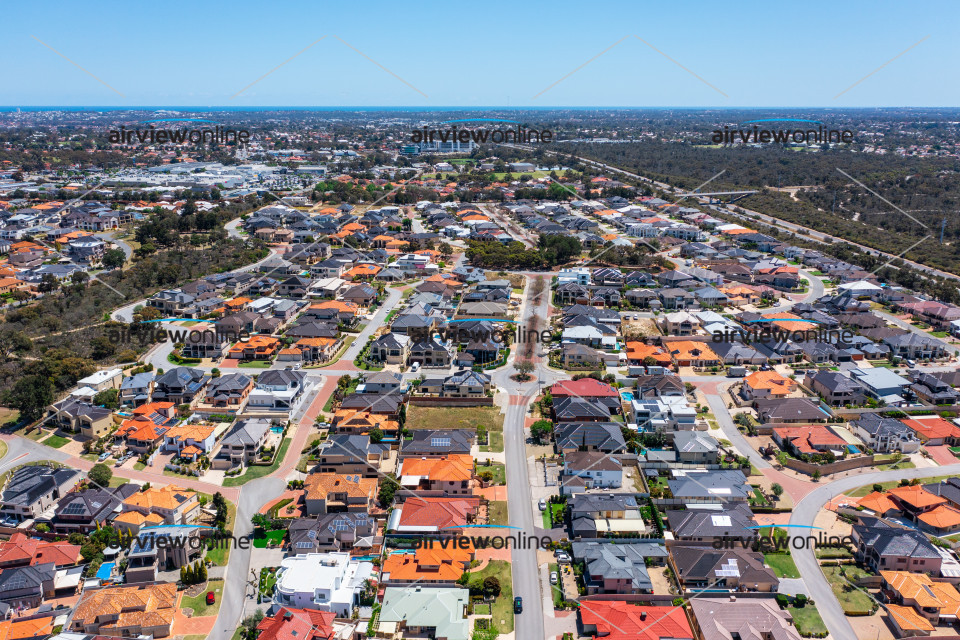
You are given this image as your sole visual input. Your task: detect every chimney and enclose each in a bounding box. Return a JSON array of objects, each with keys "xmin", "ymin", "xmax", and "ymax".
[
  {"xmin": 640, "ymin": 612, "xmax": 647, "ymax": 620},
  {"xmin": 729, "ymin": 595, "xmax": 736, "ymax": 602}
]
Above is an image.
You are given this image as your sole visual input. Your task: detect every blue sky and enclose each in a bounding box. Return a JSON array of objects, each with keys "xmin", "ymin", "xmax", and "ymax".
[{"xmin": 5, "ymin": 0, "xmax": 957, "ymax": 107}]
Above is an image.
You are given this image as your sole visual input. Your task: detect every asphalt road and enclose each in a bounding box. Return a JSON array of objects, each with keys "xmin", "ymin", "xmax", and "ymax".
[{"xmin": 790, "ymin": 463, "xmax": 960, "ymax": 640}]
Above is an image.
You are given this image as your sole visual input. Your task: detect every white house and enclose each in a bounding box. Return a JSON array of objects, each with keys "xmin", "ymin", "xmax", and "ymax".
[
  {"xmin": 556, "ymin": 267, "xmax": 591, "ymax": 286},
  {"xmin": 77, "ymin": 368, "xmax": 123, "ymax": 392},
  {"xmin": 274, "ymin": 553, "xmax": 374, "ymax": 616},
  {"xmin": 563, "ymin": 451, "xmax": 622, "ymax": 489}
]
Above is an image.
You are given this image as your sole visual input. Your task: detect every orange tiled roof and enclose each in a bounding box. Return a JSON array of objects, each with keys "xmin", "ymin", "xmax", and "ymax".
[
  {"xmin": 667, "ymin": 341, "xmax": 719, "ymax": 362},
  {"xmin": 400, "ymin": 454, "xmax": 473, "ymax": 482},
  {"xmin": 626, "ymin": 341, "xmax": 672, "ymax": 364},
  {"xmin": 884, "ymin": 605, "xmax": 934, "ymax": 632},
  {"xmin": 380, "ymin": 542, "xmax": 474, "ymax": 581},
  {"xmin": 889, "ymin": 484, "xmax": 948, "ymax": 510},
  {"xmin": 72, "ymin": 582, "xmax": 177, "ymax": 632},
  {"xmin": 304, "ymin": 473, "xmax": 377, "ymax": 501},
  {"xmin": 857, "ymin": 491, "xmax": 899, "ymax": 515},
  {"xmin": 124, "ymin": 485, "xmax": 197, "ymax": 512},
  {"xmin": 0, "ymin": 532, "xmax": 81, "ymax": 567},
  {"xmin": 1, "ymin": 615, "xmax": 55, "ymax": 640},
  {"xmin": 772, "ymin": 425, "xmax": 845, "ymax": 455},
  {"xmin": 918, "ymin": 504, "xmax": 960, "ymax": 530},
  {"xmin": 164, "ymin": 423, "xmax": 214, "ymax": 445},
  {"xmin": 902, "ymin": 417, "xmax": 960, "ymax": 441},
  {"xmin": 881, "ymin": 571, "xmax": 960, "ymax": 616},
  {"xmin": 113, "ymin": 510, "xmax": 165, "ymax": 527},
  {"xmin": 744, "ymin": 370, "xmax": 796, "ymax": 396}
]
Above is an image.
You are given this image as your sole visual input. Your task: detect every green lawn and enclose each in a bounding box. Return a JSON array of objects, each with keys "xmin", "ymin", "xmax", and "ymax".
[
  {"xmin": 41, "ymin": 434, "xmax": 70, "ymax": 449},
  {"xmin": 764, "ymin": 553, "xmax": 800, "ymax": 578},
  {"xmin": 180, "ymin": 579, "xmax": 224, "ymax": 617},
  {"xmin": 253, "ymin": 529, "xmax": 286, "ymax": 548},
  {"xmin": 309, "ymin": 336, "xmax": 355, "ymax": 369},
  {"xmin": 847, "ymin": 475, "xmax": 958, "ymax": 497},
  {"xmin": 488, "ymin": 501, "xmax": 508, "ymax": 526},
  {"xmin": 821, "ymin": 566, "xmax": 875, "ymax": 615},
  {"xmin": 205, "ymin": 544, "xmax": 230, "ymax": 566},
  {"xmin": 237, "ymin": 360, "xmax": 273, "ymax": 368},
  {"xmin": 467, "ymin": 561, "xmax": 514, "ymax": 632},
  {"xmin": 223, "ymin": 438, "xmax": 291, "ymax": 487},
  {"xmin": 749, "ymin": 487, "xmax": 770, "ymax": 507},
  {"xmin": 477, "ymin": 461, "xmax": 506, "ymax": 485},
  {"xmin": 788, "ymin": 606, "xmax": 828, "ymax": 637}
]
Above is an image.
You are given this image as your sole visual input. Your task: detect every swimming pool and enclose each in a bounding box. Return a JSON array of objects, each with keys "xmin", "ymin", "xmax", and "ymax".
[
  {"xmin": 96, "ymin": 561, "xmax": 115, "ymax": 580},
  {"xmin": 620, "ymin": 391, "xmax": 634, "ymax": 402},
  {"xmin": 270, "ymin": 426, "xmax": 284, "ymax": 434}
]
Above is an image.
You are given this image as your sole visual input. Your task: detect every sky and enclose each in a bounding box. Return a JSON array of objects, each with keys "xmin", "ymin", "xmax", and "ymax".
[{"xmin": 4, "ymin": 0, "xmax": 958, "ymax": 108}]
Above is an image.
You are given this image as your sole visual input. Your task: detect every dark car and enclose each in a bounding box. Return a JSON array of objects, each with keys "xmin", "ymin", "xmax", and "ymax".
[
  {"xmin": 514, "ymin": 597, "xmax": 522, "ymax": 614},
  {"xmin": 206, "ymin": 591, "xmax": 216, "ymax": 605}
]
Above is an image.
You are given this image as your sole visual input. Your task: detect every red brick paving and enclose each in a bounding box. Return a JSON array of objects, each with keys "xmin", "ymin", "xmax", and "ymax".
[
  {"xmin": 761, "ymin": 467, "xmax": 817, "ymax": 503},
  {"xmin": 926, "ymin": 444, "xmax": 957, "ymax": 466}
]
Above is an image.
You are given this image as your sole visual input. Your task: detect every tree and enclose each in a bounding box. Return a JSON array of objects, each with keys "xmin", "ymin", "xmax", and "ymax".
[
  {"xmin": 873, "ymin": 483, "xmax": 884, "ymax": 493},
  {"xmin": 211, "ymin": 368, "xmax": 221, "ymax": 378},
  {"xmin": 212, "ymin": 492, "xmax": 228, "ymax": 530},
  {"xmin": 93, "ymin": 388, "xmax": 120, "ymax": 410},
  {"xmin": 88, "ymin": 463, "xmax": 113, "ymax": 487},
  {"xmin": 530, "ymin": 420, "xmax": 553, "ymax": 444},
  {"xmin": 812, "ymin": 469, "xmax": 821, "ymax": 482},
  {"xmin": 369, "ymin": 428, "xmax": 383, "ymax": 443},
  {"xmin": 515, "ymin": 360, "xmax": 534, "ymax": 381},
  {"xmin": 6, "ymin": 375, "xmax": 53, "ymax": 422},
  {"xmin": 378, "ymin": 475, "xmax": 398, "ymax": 507},
  {"xmin": 482, "ymin": 576, "xmax": 502, "ymax": 598},
  {"xmin": 771, "ymin": 483, "xmax": 784, "ymax": 499}
]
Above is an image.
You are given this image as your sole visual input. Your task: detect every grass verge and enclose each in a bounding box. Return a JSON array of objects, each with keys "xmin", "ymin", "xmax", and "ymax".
[{"xmin": 223, "ymin": 438, "xmax": 291, "ymax": 487}]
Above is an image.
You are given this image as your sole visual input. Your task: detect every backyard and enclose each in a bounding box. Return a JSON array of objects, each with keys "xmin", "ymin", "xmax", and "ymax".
[{"xmin": 477, "ymin": 461, "xmax": 506, "ymax": 485}]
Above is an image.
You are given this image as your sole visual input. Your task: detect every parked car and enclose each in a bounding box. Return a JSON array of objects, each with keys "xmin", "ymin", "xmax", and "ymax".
[
  {"xmin": 556, "ymin": 551, "xmax": 571, "ymax": 564},
  {"xmin": 97, "ymin": 452, "xmax": 110, "ymax": 462},
  {"xmin": 550, "ymin": 572, "xmax": 558, "ymax": 585},
  {"xmin": 514, "ymin": 597, "xmax": 523, "ymax": 614},
  {"xmin": 411, "ymin": 361, "xmax": 420, "ymax": 372},
  {"xmin": 538, "ymin": 498, "xmax": 547, "ymax": 511},
  {"xmin": 206, "ymin": 591, "xmax": 216, "ymax": 605}
]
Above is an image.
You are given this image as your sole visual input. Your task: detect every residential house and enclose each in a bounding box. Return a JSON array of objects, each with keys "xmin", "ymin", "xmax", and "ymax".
[{"xmin": 273, "ymin": 553, "xmax": 374, "ymax": 616}]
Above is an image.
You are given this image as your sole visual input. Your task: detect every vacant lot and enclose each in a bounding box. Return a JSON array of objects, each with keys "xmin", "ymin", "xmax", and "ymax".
[
  {"xmin": 788, "ymin": 605, "xmax": 827, "ymax": 637},
  {"xmin": 764, "ymin": 553, "xmax": 800, "ymax": 579},
  {"xmin": 822, "ymin": 565, "xmax": 875, "ymax": 615},
  {"xmin": 488, "ymin": 501, "xmax": 508, "ymax": 526}
]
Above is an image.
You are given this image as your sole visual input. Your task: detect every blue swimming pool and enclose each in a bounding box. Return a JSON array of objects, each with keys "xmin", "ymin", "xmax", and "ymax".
[
  {"xmin": 620, "ymin": 391, "xmax": 634, "ymax": 402},
  {"xmin": 96, "ymin": 562, "xmax": 115, "ymax": 580},
  {"xmin": 846, "ymin": 444, "xmax": 860, "ymax": 454},
  {"xmin": 270, "ymin": 426, "xmax": 284, "ymax": 434}
]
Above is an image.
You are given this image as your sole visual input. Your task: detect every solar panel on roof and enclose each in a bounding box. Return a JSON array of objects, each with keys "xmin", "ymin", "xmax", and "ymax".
[
  {"xmin": 295, "ymin": 541, "xmax": 313, "ymax": 549},
  {"xmin": 431, "ymin": 437, "xmax": 451, "ymax": 448}
]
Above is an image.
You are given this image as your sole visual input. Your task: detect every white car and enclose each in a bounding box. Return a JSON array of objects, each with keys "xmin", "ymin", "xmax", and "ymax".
[
  {"xmin": 411, "ymin": 362, "xmax": 421, "ymax": 372},
  {"xmin": 538, "ymin": 498, "xmax": 547, "ymax": 511},
  {"xmin": 550, "ymin": 572, "xmax": 558, "ymax": 585},
  {"xmin": 556, "ymin": 552, "xmax": 571, "ymax": 564}
]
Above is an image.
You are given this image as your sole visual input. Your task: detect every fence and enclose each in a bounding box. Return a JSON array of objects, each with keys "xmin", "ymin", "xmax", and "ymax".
[{"xmin": 407, "ymin": 396, "xmax": 494, "ymax": 407}]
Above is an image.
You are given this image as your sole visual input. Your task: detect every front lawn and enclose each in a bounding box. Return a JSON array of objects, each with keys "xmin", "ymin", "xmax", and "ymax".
[
  {"xmin": 41, "ymin": 434, "xmax": 70, "ymax": 449},
  {"xmin": 466, "ymin": 560, "xmax": 514, "ymax": 632},
  {"xmin": 477, "ymin": 461, "xmax": 506, "ymax": 485},
  {"xmin": 788, "ymin": 605, "xmax": 827, "ymax": 637},
  {"xmin": 764, "ymin": 553, "xmax": 800, "ymax": 578},
  {"xmin": 237, "ymin": 360, "xmax": 273, "ymax": 368},
  {"xmin": 180, "ymin": 579, "xmax": 224, "ymax": 617},
  {"xmin": 223, "ymin": 438, "xmax": 291, "ymax": 487},
  {"xmin": 549, "ymin": 563, "xmax": 563, "ymax": 608},
  {"xmin": 253, "ymin": 529, "xmax": 286, "ymax": 548}
]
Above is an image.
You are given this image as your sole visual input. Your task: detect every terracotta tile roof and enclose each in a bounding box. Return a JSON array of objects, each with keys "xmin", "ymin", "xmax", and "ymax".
[
  {"xmin": 400, "ymin": 454, "xmax": 473, "ymax": 482},
  {"xmin": 0, "ymin": 532, "xmax": 81, "ymax": 567},
  {"xmin": 773, "ymin": 426, "xmax": 846, "ymax": 455},
  {"xmin": 667, "ymin": 340, "xmax": 720, "ymax": 363},
  {"xmin": 745, "ymin": 370, "xmax": 796, "ymax": 396},
  {"xmin": 164, "ymin": 424, "xmax": 214, "ymax": 445},
  {"xmin": 578, "ymin": 602, "xmax": 693, "ymax": 640},
  {"xmin": 123, "ymin": 485, "xmax": 197, "ymax": 512},
  {"xmin": 0, "ymin": 615, "xmax": 55, "ymax": 640},
  {"xmin": 304, "ymin": 473, "xmax": 377, "ymax": 502},
  {"xmin": 889, "ymin": 484, "xmax": 948, "ymax": 510},
  {"xmin": 256, "ymin": 608, "xmax": 336, "ymax": 640},
  {"xmin": 918, "ymin": 504, "xmax": 960, "ymax": 530},
  {"xmin": 380, "ymin": 542, "xmax": 474, "ymax": 581},
  {"xmin": 856, "ymin": 491, "xmax": 899, "ymax": 515},
  {"xmin": 902, "ymin": 417, "xmax": 960, "ymax": 441},
  {"xmin": 881, "ymin": 571, "xmax": 960, "ymax": 616},
  {"xmin": 113, "ymin": 511, "xmax": 165, "ymax": 527},
  {"xmin": 886, "ymin": 604, "xmax": 935, "ymax": 632},
  {"xmin": 398, "ymin": 496, "xmax": 480, "ymax": 530},
  {"xmin": 72, "ymin": 582, "xmax": 177, "ymax": 632},
  {"xmin": 626, "ymin": 342, "xmax": 672, "ymax": 364}
]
